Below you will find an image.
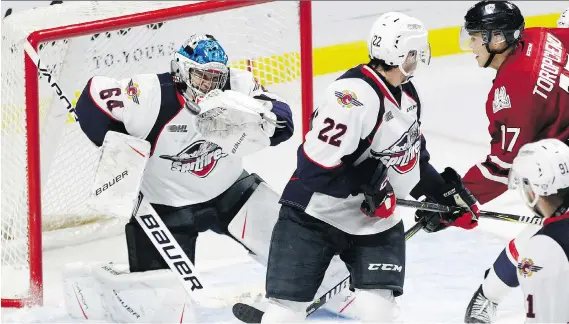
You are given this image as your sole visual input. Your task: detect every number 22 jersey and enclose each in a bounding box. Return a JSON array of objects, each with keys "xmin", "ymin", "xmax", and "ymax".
[{"xmin": 280, "ymin": 64, "xmax": 437, "ymax": 235}]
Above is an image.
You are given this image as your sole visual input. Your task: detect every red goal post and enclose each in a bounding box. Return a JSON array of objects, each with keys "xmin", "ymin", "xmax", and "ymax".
[{"xmin": 1, "ymin": 0, "xmax": 313, "ymax": 308}]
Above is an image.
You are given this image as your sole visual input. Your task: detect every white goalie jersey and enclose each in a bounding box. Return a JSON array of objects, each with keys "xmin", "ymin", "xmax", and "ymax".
[{"xmin": 75, "ymin": 68, "xmax": 293, "ymax": 207}]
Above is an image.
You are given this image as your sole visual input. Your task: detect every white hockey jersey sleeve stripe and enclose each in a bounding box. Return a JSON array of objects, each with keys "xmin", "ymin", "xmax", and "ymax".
[
  {"xmin": 302, "ymin": 146, "xmax": 343, "ymax": 169},
  {"xmin": 476, "ymin": 162, "xmax": 509, "ymax": 185}
]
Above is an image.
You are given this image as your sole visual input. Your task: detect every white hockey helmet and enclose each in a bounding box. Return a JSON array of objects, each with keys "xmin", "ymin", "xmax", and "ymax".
[
  {"xmin": 367, "ymin": 12, "xmax": 431, "ymax": 77},
  {"xmin": 508, "ymin": 138, "xmax": 569, "ymax": 213},
  {"xmin": 558, "ymin": 8, "xmax": 569, "ymax": 28}
]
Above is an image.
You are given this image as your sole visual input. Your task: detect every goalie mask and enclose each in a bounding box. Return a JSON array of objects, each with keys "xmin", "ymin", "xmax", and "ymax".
[
  {"xmin": 171, "ymin": 34, "xmax": 229, "ymax": 104},
  {"xmin": 507, "ymin": 138, "xmax": 569, "ymax": 217}
]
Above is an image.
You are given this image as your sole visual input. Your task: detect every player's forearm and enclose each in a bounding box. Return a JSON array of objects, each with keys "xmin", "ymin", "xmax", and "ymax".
[
  {"xmin": 295, "ymin": 146, "xmax": 355, "ymax": 198},
  {"xmin": 463, "ymin": 164, "xmax": 508, "ymax": 205},
  {"xmin": 410, "ymin": 136, "xmax": 445, "ymax": 200},
  {"xmin": 268, "ymin": 100, "xmax": 294, "ymax": 146}
]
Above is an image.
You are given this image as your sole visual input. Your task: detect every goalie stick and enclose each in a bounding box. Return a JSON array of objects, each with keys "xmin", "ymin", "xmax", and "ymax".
[
  {"xmin": 232, "ymin": 221, "xmax": 425, "ymax": 323},
  {"xmin": 23, "ymin": 41, "xmax": 210, "ymax": 305}
]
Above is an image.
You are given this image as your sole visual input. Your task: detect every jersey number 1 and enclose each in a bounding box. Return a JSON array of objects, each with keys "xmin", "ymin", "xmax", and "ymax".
[{"xmin": 526, "ymin": 294, "xmax": 536, "ymax": 318}]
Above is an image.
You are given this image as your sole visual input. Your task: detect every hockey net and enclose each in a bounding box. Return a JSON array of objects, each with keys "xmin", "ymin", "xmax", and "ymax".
[{"xmin": 1, "ymin": 0, "xmax": 313, "ymax": 307}]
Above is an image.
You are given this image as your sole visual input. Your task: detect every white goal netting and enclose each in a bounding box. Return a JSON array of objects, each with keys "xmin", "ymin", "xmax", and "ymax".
[{"xmin": 1, "ymin": 0, "xmax": 305, "ymax": 302}]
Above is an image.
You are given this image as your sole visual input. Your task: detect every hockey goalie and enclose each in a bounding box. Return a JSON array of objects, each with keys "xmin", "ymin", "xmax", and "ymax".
[{"xmin": 61, "ymin": 34, "xmax": 356, "ymax": 322}]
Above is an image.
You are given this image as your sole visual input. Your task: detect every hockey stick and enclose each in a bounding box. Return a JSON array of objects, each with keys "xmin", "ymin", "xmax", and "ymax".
[
  {"xmin": 395, "ymin": 198, "xmax": 544, "ymax": 226},
  {"xmin": 23, "ymin": 41, "xmax": 210, "ymax": 305},
  {"xmin": 232, "ymin": 222, "xmax": 424, "ymax": 323}
]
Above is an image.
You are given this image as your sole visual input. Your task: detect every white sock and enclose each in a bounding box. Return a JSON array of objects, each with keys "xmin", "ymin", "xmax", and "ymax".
[
  {"xmin": 261, "ymin": 298, "xmax": 307, "ymax": 323},
  {"xmin": 353, "ymin": 289, "xmax": 401, "ymax": 323}
]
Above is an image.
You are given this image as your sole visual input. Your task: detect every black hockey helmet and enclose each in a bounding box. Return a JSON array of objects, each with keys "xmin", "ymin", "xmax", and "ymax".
[{"xmin": 461, "ymin": 1, "xmax": 525, "ymax": 67}]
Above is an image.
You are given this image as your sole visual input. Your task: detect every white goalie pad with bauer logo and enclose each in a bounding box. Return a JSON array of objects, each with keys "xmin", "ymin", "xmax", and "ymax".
[{"xmin": 87, "ymin": 131, "xmax": 150, "ymax": 219}]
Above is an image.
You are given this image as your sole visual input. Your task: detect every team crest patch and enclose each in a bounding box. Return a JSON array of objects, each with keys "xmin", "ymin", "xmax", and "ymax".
[
  {"xmin": 370, "ymin": 121, "xmax": 421, "ymax": 174},
  {"xmin": 517, "ymin": 258, "xmax": 543, "ymax": 278},
  {"xmin": 492, "ymin": 86, "xmax": 510, "ymax": 113},
  {"xmin": 125, "ymin": 79, "xmax": 141, "ymax": 104},
  {"xmin": 335, "ymin": 90, "xmax": 363, "ymax": 108},
  {"xmin": 159, "ymin": 140, "xmax": 228, "ymax": 177}
]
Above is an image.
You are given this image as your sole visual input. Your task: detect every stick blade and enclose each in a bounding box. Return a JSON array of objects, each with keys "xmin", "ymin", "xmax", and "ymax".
[{"xmin": 232, "ymin": 302, "xmax": 264, "ymax": 323}]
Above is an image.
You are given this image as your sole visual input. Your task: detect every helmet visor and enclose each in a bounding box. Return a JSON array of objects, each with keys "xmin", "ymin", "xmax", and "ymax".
[
  {"xmin": 459, "ymin": 26, "xmax": 509, "ymax": 51},
  {"xmin": 508, "ymin": 169, "xmax": 539, "ymax": 208},
  {"xmin": 189, "ymin": 62, "xmax": 228, "ymax": 97},
  {"xmin": 401, "ymin": 43, "xmax": 431, "ymax": 75}
]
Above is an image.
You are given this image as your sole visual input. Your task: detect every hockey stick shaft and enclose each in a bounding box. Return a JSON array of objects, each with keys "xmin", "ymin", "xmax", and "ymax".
[
  {"xmin": 132, "ymin": 193, "xmax": 206, "ymax": 300},
  {"xmin": 395, "ymin": 198, "xmax": 544, "ymax": 226},
  {"xmin": 24, "ymin": 42, "xmax": 209, "ymax": 304}
]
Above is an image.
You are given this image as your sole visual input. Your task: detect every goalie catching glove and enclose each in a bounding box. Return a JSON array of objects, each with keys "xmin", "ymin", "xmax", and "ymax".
[
  {"xmin": 415, "ymin": 167, "xmax": 480, "ymax": 232},
  {"xmin": 188, "ymin": 89, "xmax": 286, "ymax": 157}
]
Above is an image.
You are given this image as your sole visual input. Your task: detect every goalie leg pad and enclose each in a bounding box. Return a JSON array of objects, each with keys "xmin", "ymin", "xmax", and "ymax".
[
  {"xmin": 62, "ymin": 262, "xmax": 108, "ymax": 321},
  {"xmin": 226, "ymin": 176, "xmax": 280, "ymax": 263},
  {"xmin": 63, "ymin": 262, "xmax": 197, "ymax": 323}
]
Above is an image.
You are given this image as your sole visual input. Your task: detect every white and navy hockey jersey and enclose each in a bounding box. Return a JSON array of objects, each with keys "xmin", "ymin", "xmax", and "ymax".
[
  {"xmin": 280, "ymin": 64, "xmax": 445, "ymax": 235},
  {"xmin": 516, "ymin": 211, "xmax": 569, "ymax": 323},
  {"xmin": 75, "ymin": 68, "xmax": 293, "ymax": 207}
]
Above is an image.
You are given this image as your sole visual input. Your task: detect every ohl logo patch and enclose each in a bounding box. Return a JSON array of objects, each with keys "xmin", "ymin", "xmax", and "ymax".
[
  {"xmin": 159, "ymin": 140, "xmax": 228, "ymax": 177},
  {"xmin": 335, "ymin": 90, "xmax": 363, "ymax": 109},
  {"xmin": 371, "ymin": 121, "xmax": 421, "ymax": 174},
  {"xmin": 125, "ymin": 79, "xmax": 140, "ymax": 104},
  {"xmin": 517, "ymin": 258, "xmax": 543, "ymax": 278}
]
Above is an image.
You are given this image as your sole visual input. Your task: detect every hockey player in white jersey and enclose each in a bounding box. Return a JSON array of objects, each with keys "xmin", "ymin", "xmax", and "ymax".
[
  {"xmin": 260, "ymin": 12, "xmax": 482, "ymax": 323},
  {"xmin": 507, "ymin": 138, "xmax": 569, "ymax": 323},
  {"xmin": 61, "ymin": 34, "xmax": 298, "ymax": 322}
]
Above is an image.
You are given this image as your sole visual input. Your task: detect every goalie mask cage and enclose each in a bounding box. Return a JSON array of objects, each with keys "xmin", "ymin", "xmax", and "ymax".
[{"xmin": 1, "ymin": 0, "xmax": 313, "ymax": 308}]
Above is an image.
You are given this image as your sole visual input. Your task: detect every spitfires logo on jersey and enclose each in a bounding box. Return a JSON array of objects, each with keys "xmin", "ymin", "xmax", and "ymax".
[
  {"xmin": 371, "ymin": 121, "xmax": 421, "ymax": 174},
  {"xmin": 517, "ymin": 257, "xmax": 543, "ymax": 278},
  {"xmin": 125, "ymin": 79, "xmax": 141, "ymax": 105},
  {"xmin": 335, "ymin": 90, "xmax": 363, "ymax": 109},
  {"xmin": 159, "ymin": 140, "xmax": 228, "ymax": 177}
]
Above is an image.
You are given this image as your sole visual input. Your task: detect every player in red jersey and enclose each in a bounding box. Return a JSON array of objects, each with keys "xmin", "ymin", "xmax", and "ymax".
[{"xmin": 413, "ymin": 1, "xmax": 569, "ymax": 322}]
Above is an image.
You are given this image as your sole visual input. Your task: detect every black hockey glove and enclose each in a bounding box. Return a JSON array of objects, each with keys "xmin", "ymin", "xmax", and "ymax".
[
  {"xmin": 359, "ymin": 161, "xmax": 396, "ymax": 218},
  {"xmin": 415, "ymin": 167, "xmax": 480, "ymax": 233}
]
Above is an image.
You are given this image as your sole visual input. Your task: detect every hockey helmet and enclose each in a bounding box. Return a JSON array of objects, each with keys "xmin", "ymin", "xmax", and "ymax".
[
  {"xmin": 508, "ymin": 138, "xmax": 569, "ymax": 216},
  {"xmin": 367, "ymin": 12, "xmax": 431, "ymax": 78},
  {"xmin": 460, "ymin": 1, "xmax": 525, "ymax": 66},
  {"xmin": 171, "ymin": 34, "xmax": 229, "ymax": 102}
]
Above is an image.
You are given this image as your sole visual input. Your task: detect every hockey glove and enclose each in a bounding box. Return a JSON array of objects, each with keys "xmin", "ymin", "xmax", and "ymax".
[
  {"xmin": 360, "ymin": 162, "xmax": 396, "ymax": 218},
  {"xmin": 415, "ymin": 167, "xmax": 480, "ymax": 232}
]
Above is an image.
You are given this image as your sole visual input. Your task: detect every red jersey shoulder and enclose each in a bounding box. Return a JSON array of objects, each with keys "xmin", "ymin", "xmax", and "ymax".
[{"xmin": 489, "ymin": 27, "xmax": 568, "ymax": 114}]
